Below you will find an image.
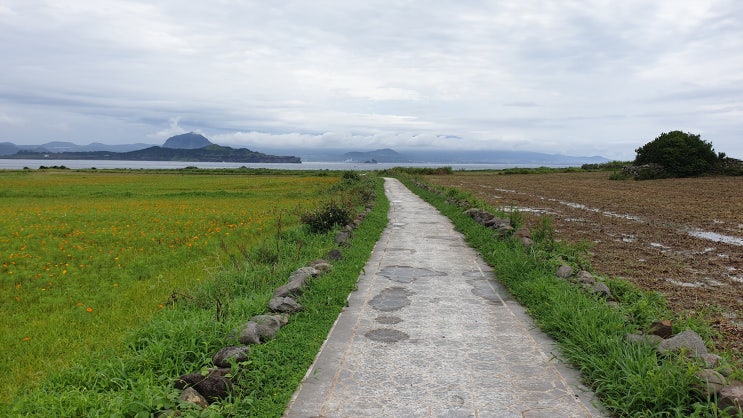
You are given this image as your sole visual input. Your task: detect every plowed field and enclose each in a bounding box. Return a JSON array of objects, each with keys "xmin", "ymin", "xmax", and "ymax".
[{"xmin": 429, "ymin": 171, "xmax": 743, "ymax": 358}]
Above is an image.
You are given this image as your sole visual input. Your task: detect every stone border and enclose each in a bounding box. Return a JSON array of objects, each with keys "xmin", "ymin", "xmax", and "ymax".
[
  {"xmin": 417, "ymin": 179, "xmax": 742, "ymax": 415},
  {"xmin": 162, "ymin": 207, "xmax": 373, "ymax": 415}
]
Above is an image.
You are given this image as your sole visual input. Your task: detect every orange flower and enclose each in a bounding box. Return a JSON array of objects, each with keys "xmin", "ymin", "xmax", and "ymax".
[
  {"xmin": 86, "ymin": 307, "xmax": 93, "ymax": 313},
  {"xmin": 22, "ymin": 337, "xmax": 31, "ymax": 342}
]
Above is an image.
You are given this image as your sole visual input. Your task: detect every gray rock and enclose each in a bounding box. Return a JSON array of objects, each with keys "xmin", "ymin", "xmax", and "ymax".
[
  {"xmin": 293, "ymin": 266, "xmax": 319, "ymax": 280},
  {"xmin": 556, "ymin": 264, "xmax": 573, "ymax": 278},
  {"xmin": 238, "ymin": 321, "xmax": 261, "ymax": 345},
  {"xmin": 463, "ymin": 208, "xmax": 480, "ymax": 219},
  {"xmin": 252, "ymin": 314, "xmax": 288, "ymax": 339},
  {"xmin": 310, "ymin": 261, "xmax": 332, "ymax": 272},
  {"xmin": 475, "ymin": 211, "xmax": 495, "ymax": 224},
  {"xmin": 518, "ymin": 236, "xmax": 533, "ymax": 247},
  {"xmin": 483, "ymin": 216, "xmax": 508, "ymax": 228},
  {"xmin": 269, "ymin": 296, "xmax": 304, "ymax": 313},
  {"xmin": 657, "ymin": 329, "xmax": 708, "ymax": 356},
  {"xmin": 591, "ymin": 282, "xmax": 613, "ymax": 299},
  {"xmin": 718, "ymin": 382, "xmax": 743, "ymax": 415},
  {"xmin": 648, "ymin": 320, "xmax": 673, "ymax": 339},
  {"xmin": 695, "ymin": 369, "xmax": 727, "ymax": 398},
  {"xmin": 274, "ymin": 267, "xmax": 317, "ymax": 297},
  {"xmin": 274, "ymin": 277, "xmax": 305, "ymax": 298},
  {"xmin": 175, "ymin": 370, "xmax": 233, "ymax": 401},
  {"xmin": 179, "ymin": 387, "xmax": 208, "ymax": 408},
  {"xmin": 212, "ymin": 345, "xmax": 250, "ymax": 368},
  {"xmin": 335, "ymin": 230, "xmax": 351, "ymax": 246},
  {"xmin": 624, "ymin": 333, "xmax": 664, "ymax": 346},
  {"xmin": 575, "ymin": 270, "xmax": 595, "ymax": 285},
  {"xmin": 327, "ymin": 249, "xmax": 342, "ymax": 261},
  {"xmin": 699, "ymin": 353, "xmax": 722, "ymax": 369},
  {"xmin": 464, "ymin": 208, "xmax": 495, "ymax": 225}
]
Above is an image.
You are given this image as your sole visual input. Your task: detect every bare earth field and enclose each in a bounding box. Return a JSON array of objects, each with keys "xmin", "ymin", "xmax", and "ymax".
[{"xmin": 429, "ymin": 171, "xmax": 743, "ymax": 359}]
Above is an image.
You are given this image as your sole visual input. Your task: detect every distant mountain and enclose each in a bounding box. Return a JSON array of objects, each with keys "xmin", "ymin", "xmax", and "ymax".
[
  {"xmin": 3, "ymin": 144, "xmax": 300, "ymax": 163},
  {"xmin": 407, "ymin": 149, "xmax": 609, "ymax": 165},
  {"xmin": 279, "ymin": 147, "xmax": 608, "ymax": 165},
  {"xmin": 0, "ymin": 142, "xmax": 20, "ymax": 156},
  {"xmin": 1, "ymin": 133, "xmax": 300, "ymax": 163},
  {"xmin": 3, "ymin": 141, "xmax": 156, "ymax": 155},
  {"xmin": 163, "ymin": 132, "xmax": 212, "ymax": 149},
  {"xmin": 341, "ymin": 148, "xmax": 413, "ymax": 163}
]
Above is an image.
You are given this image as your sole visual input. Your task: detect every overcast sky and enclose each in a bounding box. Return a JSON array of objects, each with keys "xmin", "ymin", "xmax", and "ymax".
[{"xmin": 1, "ymin": 1, "xmax": 741, "ymax": 160}]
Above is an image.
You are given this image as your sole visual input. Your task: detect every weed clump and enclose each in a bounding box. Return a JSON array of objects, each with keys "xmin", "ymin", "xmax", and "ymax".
[
  {"xmin": 301, "ymin": 201, "xmax": 353, "ymax": 233},
  {"xmin": 301, "ymin": 171, "xmax": 377, "ymax": 234}
]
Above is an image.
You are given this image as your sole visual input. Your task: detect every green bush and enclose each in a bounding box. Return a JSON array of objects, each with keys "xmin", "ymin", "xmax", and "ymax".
[
  {"xmin": 301, "ymin": 201, "xmax": 353, "ymax": 234},
  {"xmin": 634, "ymin": 131, "xmax": 718, "ymax": 177},
  {"xmin": 582, "ymin": 161, "xmax": 632, "ymax": 171},
  {"xmin": 341, "ymin": 170, "xmax": 361, "ymax": 181}
]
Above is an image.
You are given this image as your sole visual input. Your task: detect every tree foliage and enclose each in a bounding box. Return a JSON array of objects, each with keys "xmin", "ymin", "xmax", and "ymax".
[{"xmin": 634, "ymin": 131, "xmax": 717, "ymax": 178}]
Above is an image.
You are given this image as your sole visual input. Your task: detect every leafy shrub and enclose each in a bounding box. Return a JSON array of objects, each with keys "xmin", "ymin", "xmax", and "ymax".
[
  {"xmin": 301, "ymin": 201, "xmax": 353, "ymax": 233},
  {"xmin": 379, "ymin": 166, "xmax": 453, "ymax": 176},
  {"xmin": 634, "ymin": 131, "xmax": 718, "ymax": 178},
  {"xmin": 608, "ymin": 171, "xmax": 631, "ymax": 180},
  {"xmin": 341, "ymin": 170, "xmax": 361, "ymax": 181},
  {"xmin": 582, "ymin": 161, "xmax": 632, "ymax": 171}
]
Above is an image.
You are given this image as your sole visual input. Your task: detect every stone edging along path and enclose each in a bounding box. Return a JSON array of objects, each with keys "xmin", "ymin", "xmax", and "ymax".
[
  {"xmin": 421, "ymin": 179, "xmax": 743, "ymax": 415},
  {"xmin": 167, "ymin": 206, "xmax": 373, "ymax": 410}
]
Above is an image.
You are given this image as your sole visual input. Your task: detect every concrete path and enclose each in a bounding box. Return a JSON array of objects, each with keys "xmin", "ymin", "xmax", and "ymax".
[{"xmin": 284, "ymin": 178, "xmax": 604, "ymax": 418}]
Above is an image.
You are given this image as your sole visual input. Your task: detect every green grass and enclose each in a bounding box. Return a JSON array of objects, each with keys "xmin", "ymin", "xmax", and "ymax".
[
  {"xmin": 7, "ymin": 172, "xmax": 388, "ymax": 417},
  {"xmin": 395, "ymin": 175, "xmax": 739, "ymax": 417},
  {"xmin": 1, "ymin": 170, "xmax": 339, "ymax": 406}
]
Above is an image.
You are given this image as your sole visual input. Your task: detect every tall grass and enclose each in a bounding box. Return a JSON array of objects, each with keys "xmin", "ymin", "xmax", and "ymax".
[
  {"xmin": 7, "ymin": 171, "xmax": 388, "ymax": 417},
  {"xmin": 0, "ymin": 170, "xmax": 335, "ymax": 406}
]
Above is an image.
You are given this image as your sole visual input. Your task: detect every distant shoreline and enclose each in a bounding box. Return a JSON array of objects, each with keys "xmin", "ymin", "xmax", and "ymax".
[{"xmin": 0, "ymin": 159, "xmax": 574, "ymax": 171}]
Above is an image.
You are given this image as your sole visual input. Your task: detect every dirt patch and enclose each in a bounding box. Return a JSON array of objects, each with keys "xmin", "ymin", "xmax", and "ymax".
[{"xmin": 429, "ymin": 171, "xmax": 743, "ymax": 359}]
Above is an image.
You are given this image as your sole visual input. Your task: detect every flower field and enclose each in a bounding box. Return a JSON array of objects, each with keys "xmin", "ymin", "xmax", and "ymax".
[{"xmin": 0, "ymin": 169, "xmax": 336, "ymax": 403}]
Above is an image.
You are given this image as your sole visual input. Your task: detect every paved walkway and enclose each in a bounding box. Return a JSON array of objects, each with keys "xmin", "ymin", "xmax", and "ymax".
[{"xmin": 284, "ymin": 178, "xmax": 604, "ymax": 417}]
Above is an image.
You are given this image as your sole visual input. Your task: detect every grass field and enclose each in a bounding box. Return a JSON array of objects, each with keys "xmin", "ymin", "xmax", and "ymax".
[{"xmin": 0, "ymin": 169, "xmax": 337, "ymax": 404}]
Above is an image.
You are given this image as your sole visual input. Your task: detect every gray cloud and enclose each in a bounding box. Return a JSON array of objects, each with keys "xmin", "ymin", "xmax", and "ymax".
[{"xmin": 1, "ymin": 0, "xmax": 742, "ymax": 160}]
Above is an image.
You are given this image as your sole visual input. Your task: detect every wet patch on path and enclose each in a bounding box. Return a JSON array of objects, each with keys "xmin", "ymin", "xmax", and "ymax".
[
  {"xmin": 378, "ymin": 265, "xmax": 447, "ymax": 283},
  {"xmin": 369, "ymin": 287, "xmax": 413, "ymax": 311},
  {"xmin": 365, "ymin": 328, "xmax": 409, "ymax": 343}
]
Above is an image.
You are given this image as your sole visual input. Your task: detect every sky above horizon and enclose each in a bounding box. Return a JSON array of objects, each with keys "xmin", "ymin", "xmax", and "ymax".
[{"xmin": 1, "ymin": 1, "xmax": 742, "ymax": 160}]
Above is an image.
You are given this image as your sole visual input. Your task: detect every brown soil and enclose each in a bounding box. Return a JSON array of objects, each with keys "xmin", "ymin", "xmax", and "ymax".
[{"xmin": 429, "ymin": 171, "xmax": 743, "ymax": 359}]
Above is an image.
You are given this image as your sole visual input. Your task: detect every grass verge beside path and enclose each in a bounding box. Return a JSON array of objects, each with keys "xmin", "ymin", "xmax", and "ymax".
[
  {"xmin": 8, "ymin": 174, "xmax": 388, "ymax": 417},
  {"xmin": 394, "ymin": 174, "xmax": 740, "ymax": 418}
]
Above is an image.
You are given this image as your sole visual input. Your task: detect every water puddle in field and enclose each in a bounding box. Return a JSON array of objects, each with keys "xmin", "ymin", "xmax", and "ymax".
[
  {"xmin": 650, "ymin": 242, "xmax": 671, "ymax": 252},
  {"xmin": 502, "ymin": 206, "xmax": 554, "ymax": 215},
  {"xmin": 686, "ymin": 229, "xmax": 743, "ymax": 246},
  {"xmin": 492, "ymin": 188, "xmax": 743, "ymax": 247},
  {"xmin": 666, "ymin": 278, "xmax": 705, "ymax": 288},
  {"xmin": 621, "ymin": 234, "xmax": 637, "ymax": 243}
]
